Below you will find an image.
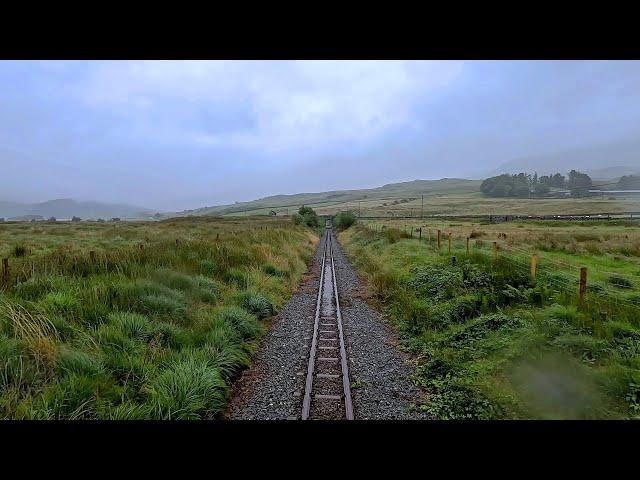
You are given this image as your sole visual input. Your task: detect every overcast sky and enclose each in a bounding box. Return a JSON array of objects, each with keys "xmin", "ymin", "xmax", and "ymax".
[{"xmin": 2, "ymin": 60, "xmax": 640, "ymax": 211}]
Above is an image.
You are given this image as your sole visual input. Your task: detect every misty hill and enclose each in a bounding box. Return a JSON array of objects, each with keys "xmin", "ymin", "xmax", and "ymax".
[
  {"xmin": 173, "ymin": 178, "xmax": 480, "ymax": 217},
  {"xmin": 0, "ymin": 199, "xmax": 156, "ymax": 220},
  {"xmin": 491, "ymin": 138, "xmax": 640, "ymax": 180}
]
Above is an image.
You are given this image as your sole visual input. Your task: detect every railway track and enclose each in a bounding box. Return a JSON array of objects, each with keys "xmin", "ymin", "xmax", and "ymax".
[{"xmin": 301, "ymin": 224, "xmax": 354, "ymax": 420}]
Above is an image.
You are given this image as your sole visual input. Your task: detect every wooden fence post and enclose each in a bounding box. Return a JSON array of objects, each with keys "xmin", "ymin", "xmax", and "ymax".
[
  {"xmin": 448, "ymin": 233, "xmax": 452, "ymax": 253},
  {"xmin": 466, "ymin": 237, "xmax": 470, "ymax": 255},
  {"xmin": 492, "ymin": 241, "xmax": 498, "ymax": 263},
  {"xmin": 437, "ymin": 230, "xmax": 441, "ymax": 251},
  {"xmin": 429, "ymin": 229, "xmax": 432, "ymax": 245},
  {"xmin": 139, "ymin": 243, "xmax": 145, "ymax": 252},
  {"xmin": 418, "ymin": 228, "xmax": 422, "ymax": 241},
  {"xmin": 579, "ymin": 267, "xmax": 587, "ymax": 302},
  {"xmin": 89, "ymin": 250, "xmax": 96, "ymax": 262},
  {"xmin": 530, "ymin": 254, "xmax": 537, "ymax": 282}
]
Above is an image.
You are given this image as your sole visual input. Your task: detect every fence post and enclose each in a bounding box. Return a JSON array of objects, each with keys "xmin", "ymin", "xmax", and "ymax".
[
  {"xmin": 437, "ymin": 230, "xmax": 441, "ymax": 251},
  {"xmin": 579, "ymin": 267, "xmax": 587, "ymax": 302},
  {"xmin": 429, "ymin": 229, "xmax": 432, "ymax": 246},
  {"xmin": 2, "ymin": 258, "xmax": 8, "ymax": 286},
  {"xmin": 139, "ymin": 243, "xmax": 145, "ymax": 252},
  {"xmin": 448, "ymin": 233, "xmax": 452, "ymax": 253},
  {"xmin": 175, "ymin": 239, "xmax": 180, "ymax": 247},
  {"xmin": 530, "ymin": 254, "xmax": 537, "ymax": 282},
  {"xmin": 418, "ymin": 228, "xmax": 422, "ymax": 241},
  {"xmin": 89, "ymin": 250, "xmax": 96, "ymax": 262},
  {"xmin": 216, "ymin": 233, "xmax": 219, "ymax": 241},
  {"xmin": 466, "ymin": 236, "xmax": 470, "ymax": 255},
  {"xmin": 492, "ymin": 241, "xmax": 498, "ymax": 263}
]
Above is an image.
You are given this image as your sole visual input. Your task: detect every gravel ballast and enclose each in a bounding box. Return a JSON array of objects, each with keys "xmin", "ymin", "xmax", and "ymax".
[{"xmin": 228, "ymin": 230, "xmax": 430, "ymax": 420}]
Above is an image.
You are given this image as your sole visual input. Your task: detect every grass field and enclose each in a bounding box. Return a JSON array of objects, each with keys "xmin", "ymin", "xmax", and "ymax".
[
  {"xmin": 192, "ymin": 192, "xmax": 640, "ymax": 219},
  {"xmin": 0, "ymin": 217, "xmax": 316, "ymax": 419},
  {"xmin": 340, "ymin": 220, "xmax": 640, "ymax": 419}
]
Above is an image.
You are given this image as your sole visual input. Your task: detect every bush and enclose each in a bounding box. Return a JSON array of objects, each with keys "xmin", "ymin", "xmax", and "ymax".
[
  {"xmin": 216, "ymin": 306, "xmax": 262, "ymax": 340},
  {"xmin": 235, "ymin": 291, "xmax": 274, "ymax": 320},
  {"xmin": 193, "ymin": 276, "xmax": 221, "ymax": 304},
  {"xmin": 107, "ymin": 312, "xmax": 153, "ymax": 343},
  {"xmin": 608, "ymin": 276, "xmax": 633, "ymax": 290},
  {"xmin": 146, "ymin": 357, "xmax": 227, "ymax": 419},
  {"xmin": 152, "ymin": 269, "xmax": 196, "ymax": 292},
  {"xmin": 12, "ymin": 245, "xmax": 27, "ymax": 257},
  {"xmin": 137, "ymin": 294, "xmax": 188, "ymax": 323},
  {"xmin": 56, "ymin": 349, "xmax": 104, "ymax": 376},
  {"xmin": 333, "ymin": 211, "xmax": 357, "ymax": 231}
]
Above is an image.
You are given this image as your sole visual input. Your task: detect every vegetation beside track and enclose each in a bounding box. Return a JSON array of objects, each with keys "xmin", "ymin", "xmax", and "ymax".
[
  {"xmin": 0, "ymin": 217, "xmax": 316, "ymax": 419},
  {"xmin": 340, "ymin": 222, "xmax": 640, "ymax": 419}
]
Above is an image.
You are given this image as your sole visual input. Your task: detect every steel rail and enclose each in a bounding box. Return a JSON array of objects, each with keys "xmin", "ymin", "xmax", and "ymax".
[
  {"xmin": 328, "ymin": 233, "xmax": 354, "ymax": 420},
  {"xmin": 301, "ymin": 231, "xmax": 327, "ymax": 420},
  {"xmin": 301, "ymin": 227, "xmax": 354, "ymax": 420}
]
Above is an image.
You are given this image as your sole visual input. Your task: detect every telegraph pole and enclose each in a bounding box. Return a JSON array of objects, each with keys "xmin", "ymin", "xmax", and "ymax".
[{"xmin": 421, "ymin": 194, "xmax": 424, "ymax": 219}]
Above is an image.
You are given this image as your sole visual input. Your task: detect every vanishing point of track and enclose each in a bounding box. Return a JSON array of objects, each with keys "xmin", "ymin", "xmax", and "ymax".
[{"xmin": 301, "ymin": 223, "xmax": 354, "ymax": 420}]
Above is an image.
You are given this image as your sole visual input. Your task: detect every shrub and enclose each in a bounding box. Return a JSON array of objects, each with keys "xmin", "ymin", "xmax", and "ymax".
[
  {"xmin": 608, "ymin": 276, "xmax": 633, "ymax": 290},
  {"xmin": 56, "ymin": 349, "xmax": 104, "ymax": 376},
  {"xmin": 193, "ymin": 276, "xmax": 221, "ymax": 304},
  {"xmin": 263, "ymin": 264, "xmax": 285, "ymax": 277},
  {"xmin": 12, "ymin": 245, "xmax": 27, "ymax": 257},
  {"xmin": 14, "ymin": 276, "xmax": 56, "ymax": 301},
  {"xmin": 333, "ymin": 211, "xmax": 357, "ymax": 231},
  {"xmin": 236, "ymin": 291, "xmax": 274, "ymax": 320},
  {"xmin": 107, "ymin": 312, "xmax": 153, "ymax": 343},
  {"xmin": 146, "ymin": 357, "xmax": 227, "ymax": 419},
  {"xmin": 216, "ymin": 306, "xmax": 262, "ymax": 340},
  {"xmin": 137, "ymin": 294, "xmax": 188, "ymax": 323},
  {"xmin": 152, "ymin": 268, "xmax": 196, "ymax": 292},
  {"xmin": 409, "ymin": 265, "xmax": 463, "ymax": 301},
  {"xmin": 199, "ymin": 260, "xmax": 216, "ymax": 275},
  {"xmin": 43, "ymin": 292, "xmax": 80, "ymax": 316}
]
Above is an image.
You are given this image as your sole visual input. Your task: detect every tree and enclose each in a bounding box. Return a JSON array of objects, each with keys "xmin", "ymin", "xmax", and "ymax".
[
  {"xmin": 617, "ymin": 175, "xmax": 640, "ymax": 189},
  {"xmin": 533, "ymin": 183, "xmax": 550, "ymax": 196},
  {"xmin": 293, "ymin": 205, "xmax": 320, "ymax": 228},
  {"xmin": 551, "ymin": 173, "xmax": 566, "ymax": 188},
  {"xmin": 72, "ymin": 216, "xmax": 81, "ymax": 222},
  {"xmin": 269, "ymin": 210, "xmax": 277, "ymax": 216},
  {"xmin": 567, "ymin": 170, "xmax": 592, "ymax": 190}
]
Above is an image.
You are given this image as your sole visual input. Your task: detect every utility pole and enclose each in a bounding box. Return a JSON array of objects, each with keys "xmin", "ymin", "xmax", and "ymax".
[
  {"xmin": 358, "ymin": 201, "xmax": 361, "ymax": 218},
  {"xmin": 421, "ymin": 194, "xmax": 424, "ymax": 219}
]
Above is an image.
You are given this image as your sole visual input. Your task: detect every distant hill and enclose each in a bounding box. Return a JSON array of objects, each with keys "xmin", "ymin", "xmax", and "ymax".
[
  {"xmin": 491, "ymin": 138, "xmax": 640, "ymax": 180},
  {"xmin": 170, "ymin": 178, "xmax": 480, "ymax": 218},
  {"xmin": 0, "ymin": 199, "xmax": 156, "ymax": 220}
]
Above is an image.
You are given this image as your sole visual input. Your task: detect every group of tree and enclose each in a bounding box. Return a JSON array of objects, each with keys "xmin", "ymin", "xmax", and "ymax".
[
  {"xmin": 616, "ymin": 175, "xmax": 640, "ymax": 189},
  {"xmin": 292, "ymin": 205, "xmax": 320, "ymax": 228},
  {"xmin": 480, "ymin": 170, "xmax": 592, "ymax": 198}
]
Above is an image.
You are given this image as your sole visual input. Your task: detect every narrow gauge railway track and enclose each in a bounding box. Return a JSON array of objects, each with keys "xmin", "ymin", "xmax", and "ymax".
[{"xmin": 301, "ymin": 224, "xmax": 354, "ymax": 420}]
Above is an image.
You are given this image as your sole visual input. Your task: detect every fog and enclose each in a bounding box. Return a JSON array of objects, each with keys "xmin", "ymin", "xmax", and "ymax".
[{"xmin": 2, "ymin": 60, "xmax": 640, "ymax": 211}]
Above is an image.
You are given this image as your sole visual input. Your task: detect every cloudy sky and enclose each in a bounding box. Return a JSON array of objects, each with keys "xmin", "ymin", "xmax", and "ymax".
[{"xmin": 2, "ymin": 60, "xmax": 640, "ymax": 211}]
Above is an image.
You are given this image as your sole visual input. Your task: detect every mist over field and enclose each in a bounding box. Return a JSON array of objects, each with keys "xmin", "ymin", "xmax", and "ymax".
[{"xmin": 2, "ymin": 60, "xmax": 640, "ymax": 212}]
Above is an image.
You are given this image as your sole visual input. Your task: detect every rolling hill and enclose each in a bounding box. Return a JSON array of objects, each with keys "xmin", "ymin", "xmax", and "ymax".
[
  {"xmin": 0, "ymin": 199, "xmax": 156, "ymax": 220},
  {"xmin": 170, "ymin": 178, "xmax": 481, "ymax": 218}
]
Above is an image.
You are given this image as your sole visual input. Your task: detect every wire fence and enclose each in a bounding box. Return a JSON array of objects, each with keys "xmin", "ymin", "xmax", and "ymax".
[{"xmin": 361, "ymin": 222, "xmax": 640, "ymax": 316}]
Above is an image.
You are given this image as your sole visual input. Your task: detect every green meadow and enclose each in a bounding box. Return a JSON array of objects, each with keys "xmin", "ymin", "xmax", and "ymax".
[
  {"xmin": 0, "ymin": 217, "xmax": 316, "ymax": 419},
  {"xmin": 340, "ymin": 221, "xmax": 640, "ymax": 419}
]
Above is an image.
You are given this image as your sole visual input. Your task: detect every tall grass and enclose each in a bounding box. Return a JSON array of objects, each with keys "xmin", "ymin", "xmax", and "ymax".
[
  {"xmin": 340, "ymin": 224, "xmax": 640, "ymax": 419},
  {"xmin": 0, "ymin": 217, "xmax": 316, "ymax": 419}
]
